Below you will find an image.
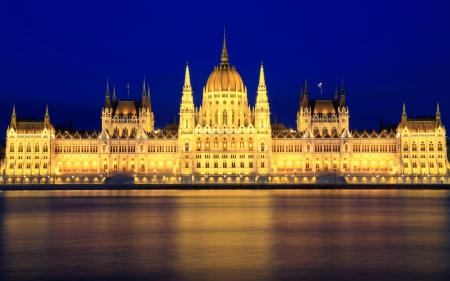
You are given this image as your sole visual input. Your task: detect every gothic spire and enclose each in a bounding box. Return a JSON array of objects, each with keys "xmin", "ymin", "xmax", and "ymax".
[
  {"xmin": 142, "ymin": 76, "xmax": 147, "ymax": 108},
  {"xmin": 112, "ymin": 84, "xmax": 117, "ymax": 102},
  {"xmin": 220, "ymin": 28, "xmax": 229, "ymax": 65},
  {"xmin": 436, "ymin": 103, "xmax": 442, "ymax": 127},
  {"xmin": 44, "ymin": 105, "xmax": 51, "ymax": 128},
  {"xmin": 339, "ymin": 79, "xmax": 346, "ymax": 107},
  {"xmin": 256, "ymin": 62, "xmax": 268, "ymax": 103},
  {"xmin": 10, "ymin": 105, "xmax": 16, "ymax": 129},
  {"xmin": 104, "ymin": 78, "xmax": 111, "ymax": 108},
  {"xmin": 302, "ymin": 78, "xmax": 309, "ymax": 108},
  {"xmin": 183, "ymin": 61, "xmax": 192, "ymax": 92}
]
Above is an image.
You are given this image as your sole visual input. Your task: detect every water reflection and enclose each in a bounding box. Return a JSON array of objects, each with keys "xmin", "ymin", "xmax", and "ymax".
[{"xmin": 0, "ymin": 190, "xmax": 449, "ymax": 281}]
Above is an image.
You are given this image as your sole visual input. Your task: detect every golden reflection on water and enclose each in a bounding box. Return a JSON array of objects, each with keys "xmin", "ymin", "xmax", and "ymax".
[{"xmin": 1, "ymin": 189, "xmax": 450, "ymax": 280}]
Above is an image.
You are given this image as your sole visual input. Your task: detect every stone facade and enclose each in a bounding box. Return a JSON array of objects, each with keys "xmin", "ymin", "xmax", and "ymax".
[{"xmin": 3, "ymin": 35, "xmax": 448, "ymax": 184}]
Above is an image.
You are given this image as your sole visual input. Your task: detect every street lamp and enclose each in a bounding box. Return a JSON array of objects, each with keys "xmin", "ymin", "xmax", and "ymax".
[
  {"xmin": 402, "ymin": 174, "xmax": 405, "ymax": 184},
  {"xmin": 72, "ymin": 175, "xmax": 74, "ymax": 184},
  {"xmin": 376, "ymin": 175, "xmax": 379, "ymax": 185}
]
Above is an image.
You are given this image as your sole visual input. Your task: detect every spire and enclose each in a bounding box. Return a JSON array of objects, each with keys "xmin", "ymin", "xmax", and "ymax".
[
  {"xmin": 142, "ymin": 76, "xmax": 147, "ymax": 108},
  {"xmin": 256, "ymin": 62, "xmax": 268, "ymax": 104},
  {"xmin": 436, "ymin": 103, "xmax": 442, "ymax": 127},
  {"xmin": 220, "ymin": 27, "xmax": 229, "ymax": 65},
  {"xmin": 339, "ymin": 79, "xmax": 346, "ymax": 107},
  {"xmin": 183, "ymin": 61, "xmax": 192, "ymax": 92},
  {"xmin": 302, "ymin": 78, "xmax": 309, "ymax": 108},
  {"xmin": 10, "ymin": 105, "xmax": 17, "ymax": 129},
  {"xmin": 44, "ymin": 105, "xmax": 51, "ymax": 128},
  {"xmin": 334, "ymin": 85, "xmax": 338, "ymax": 101},
  {"xmin": 112, "ymin": 84, "xmax": 117, "ymax": 102},
  {"xmin": 401, "ymin": 103, "xmax": 407, "ymax": 125},
  {"xmin": 258, "ymin": 62, "xmax": 266, "ymax": 91},
  {"xmin": 299, "ymin": 86, "xmax": 303, "ymax": 109},
  {"xmin": 104, "ymin": 78, "xmax": 111, "ymax": 108}
]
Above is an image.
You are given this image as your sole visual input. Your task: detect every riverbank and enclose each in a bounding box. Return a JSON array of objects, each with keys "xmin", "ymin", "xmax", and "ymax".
[{"xmin": 1, "ymin": 183, "xmax": 449, "ymax": 191}]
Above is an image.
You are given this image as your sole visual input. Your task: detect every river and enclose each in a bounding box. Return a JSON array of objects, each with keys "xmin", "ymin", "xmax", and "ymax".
[{"xmin": 1, "ymin": 189, "xmax": 449, "ymax": 281}]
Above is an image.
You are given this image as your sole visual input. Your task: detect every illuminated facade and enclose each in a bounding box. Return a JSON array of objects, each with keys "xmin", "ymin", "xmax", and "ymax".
[{"xmin": 3, "ymin": 34, "xmax": 449, "ymax": 184}]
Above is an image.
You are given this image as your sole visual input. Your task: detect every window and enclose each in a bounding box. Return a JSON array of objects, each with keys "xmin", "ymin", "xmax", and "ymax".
[
  {"xmin": 232, "ymin": 162, "xmax": 236, "ymax": 168},
  {"xmin": 214, "ymin": 162, "xmax": 218, "ymax": 168},
  {"xmin": 185, "ymin": 142, "xmax": 189, "ymax": 152},
  {"xmin": 214, "ymin": 138, "xmax": 219, "ymax": 147},
  {"xmin": 10, "ymin": 144, "xmax": 14, "ymax": 152},
  {"xmin": 420, "ymin": 142, "xmax": 425, "ymax": 151},
  {"xmin": 26, "ymin": 143, "xmax": 31, "ymax": 153},
  {"xmin": 403, "ymin": 142, "xmax": 408, "ymax": 152},
  {"xmin": 197, "ymin": 162, "xmax": 201, "ymax": 168},
  {"xmin": 249, "ymin": 162, "xmax": 253, "ymax": 168},
  {"xmin": 223, "ymin": 162, "xmax": 227, "ymax": 168},
  {"xmin": 438, "ymin": 142, "xmax": 443, "ymax": 151},
  {"xmin": 261, "ymin": 142, "xmax": 265, "ymax": 152},
  {"xmin": 429, "ymin": 142, "xmax": 434, "ymax": 151},
  {"xmin": 185, "ymin": 162, "xmax": 189, "ymax": 168},
  {"xmin": 206, "ymin": 162, "xmax": 210, "ymax": 168},
  {"xmin": 240, "ymin": 162, "xmax": 244, "ymax": 168},
  {"xmin": 261, "ymin": 162, "xmax": 265, "ymax": 168},
  {"xmin": 412, "ymin": 142, "xmax": 417, "ymax": 152}
]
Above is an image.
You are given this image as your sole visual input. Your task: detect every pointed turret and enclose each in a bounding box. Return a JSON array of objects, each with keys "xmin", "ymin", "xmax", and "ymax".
[
  {"xmin": 220, "ymin": 28, "xmax": 229, "ymax": 65},
  {"xmin": 302, "ymin": 78, "xmax": 309, "ymax": 108},
  {"xmin": 334, "ymin": 85, "xmax": 338, "ymax": 101},
  {"xmin": 112, "ymin": 84, "xmax": 117, "ymax": 102},
  {"xmin": 401, "ymin": 103, "xmax": 407, "ymax": 126},
  {"xmin": 183, "ymin": 61, "xmax": 192, "ymax": 92},
  {"xmin": 44, "ymin": 105, "xmax": 51, "ymax": 128},
  {"xmin": 436, "ymin": 103, "xmax": 442, "ymax": 127},
  {"xmin": 10, "ymin": 105, "xmax": 17, "ymax": 129},
  {"xmin": 340, "ymin": 79, "xmax": 346, "ymax": 107},
  {"xmin": 256, "ymin": 62, "xmax": 267, "ymax": 102},
  {"xmin": 142, "ymin": 77, "xmax": 147, "ymax": 108},
  {"xmin": 299, "ymin": 86, "xmax": 303, "ymax": 110},
  {"xmin": 104, "ymin": 78, "xmax": 111, "ymax": 108}
]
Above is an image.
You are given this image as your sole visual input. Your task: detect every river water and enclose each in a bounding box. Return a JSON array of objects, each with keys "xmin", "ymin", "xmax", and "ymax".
[{"xmin": 0, "ymin": 189, "xmax": 449, "ymax": 281}]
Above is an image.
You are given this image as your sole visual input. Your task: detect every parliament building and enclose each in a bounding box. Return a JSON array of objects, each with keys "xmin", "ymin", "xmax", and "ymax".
[{"xmin": 3, "ymin": 35, "xmax": 449, "ymax": 184}]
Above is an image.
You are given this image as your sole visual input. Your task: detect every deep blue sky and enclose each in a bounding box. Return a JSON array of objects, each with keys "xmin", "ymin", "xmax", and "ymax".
[{"xmin": 1, "ymin": 1, "xmax": 450, "ymax": 139}]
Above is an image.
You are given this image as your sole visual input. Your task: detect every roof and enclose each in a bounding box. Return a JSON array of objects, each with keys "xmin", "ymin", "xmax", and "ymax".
[
  {"xmin": 310, "ymin": 100, "xmax": 339, "ymax": 115},
  {"xmin": 205, "ymin": 65, "xmax": 244, "ymax": 92},
  {"xmin": 112, "ymin": 100, "xmax": 142, "ymax": 115}
]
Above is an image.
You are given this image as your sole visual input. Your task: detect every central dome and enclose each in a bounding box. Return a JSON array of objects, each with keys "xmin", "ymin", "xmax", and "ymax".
[
  {"xmin": 205, "ymin": 33, "xmax": 244, "ymax": 93},
  {"xmin": 205, "ymin": 64, "xmax": 244, "ymax": 92}
]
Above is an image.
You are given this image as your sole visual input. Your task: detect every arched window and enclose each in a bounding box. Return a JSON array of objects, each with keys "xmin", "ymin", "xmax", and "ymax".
[
  {"xmin": 322, "ymin": 127, "xmax": 328, "ymax": 135},
  {"xmin": 223, "ymin": 110, "xmax": 227, "ymax": 126},
  {"xmin": 420, "ymin": 142, "xmax": 425, "ymax": 151},
  {"xmin": 139, "ymin": 145, "xmax": 144, "ymax": 153},
  {"xmin": 102, "ymin": 144, "xmax": 106, "ymax": 153},
  {"xmin": 248, "ymin": 138, "xmax": 253, "ymax": 150},
  {"xmin": 438, "ymin": 141, "xmax": 443, "ymax": 151},
  {"xmin": 18, "ymin": 143, "xmax": 23, "ymax": 152},
  {"xmin": 184, "ymin": 142, "xmax": 189, "ymax": 152},
  {"xmin": 313, "ymin": 127, "xmax": 319, "ymax": 135},
  {"xmin": 197, "ymin": 138, "xmax": 201, "ymax": 151},
  {"xmin": 344, "ymin": 144, "xmax": 348, "ymax": 152},
  {"xmin": 10, "ymin": 143, "xmax": 14, "ymax": 152},
  {"xmin": 35, "ymin": 144, "xmax": 39, "ymax": 153},
  {"xmin": 331, "ymin": 127, "xmax": 337, "ymax": 134},
  {"xmin": 43, "ymin": 143, "xmax": 48, "ymax": 152},
  {"xmin": 26, "ymin": 143, "xmax": 31, "ymax": 152},
  {"xmin": 222, "ymin": 137, "xmax": 227, "ymax": 151},
  {"xmin": 231, "ymin": 138, "xmax": 236, "ymax": 147},
  {"xmin": 307, "ymin": 144, "xmax": 311, "ymax": 152},
  {"xmin": 403, "ymin": 142, "xmax": 408, "ymax": 152},
  {"xmin": 429, "ymin": 142, "xmax": 434, "ymax": 151},
  {"xmin": 240, "ymin": 138, "xmax": 244, "ymax": 148},
  {"xmin": 412, "ymin": 142, "xmax": 417, "ymax": 151},
  {"xmin": 231, "ymin": 110, "xmax": 235, "ymax": 125},
  {"xmin": 261, "ymin": 142, "xmax": 265, "ymax": 152},
  {"xmin": 205, "ymin": 138, "xmax": 210, "ymax": 149},
  {"xmin": 215, "ymin": 111, "xmax": 218, "ymax": 125},
  {"xmin": 214, "ymin": 138, "xmax": 219, "ymax": 148}
]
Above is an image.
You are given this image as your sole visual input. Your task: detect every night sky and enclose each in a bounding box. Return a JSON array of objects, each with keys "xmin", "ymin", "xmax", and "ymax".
[{"xmin": 1, "ymin": 1, "xmax": 449, "ymax": 140}]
